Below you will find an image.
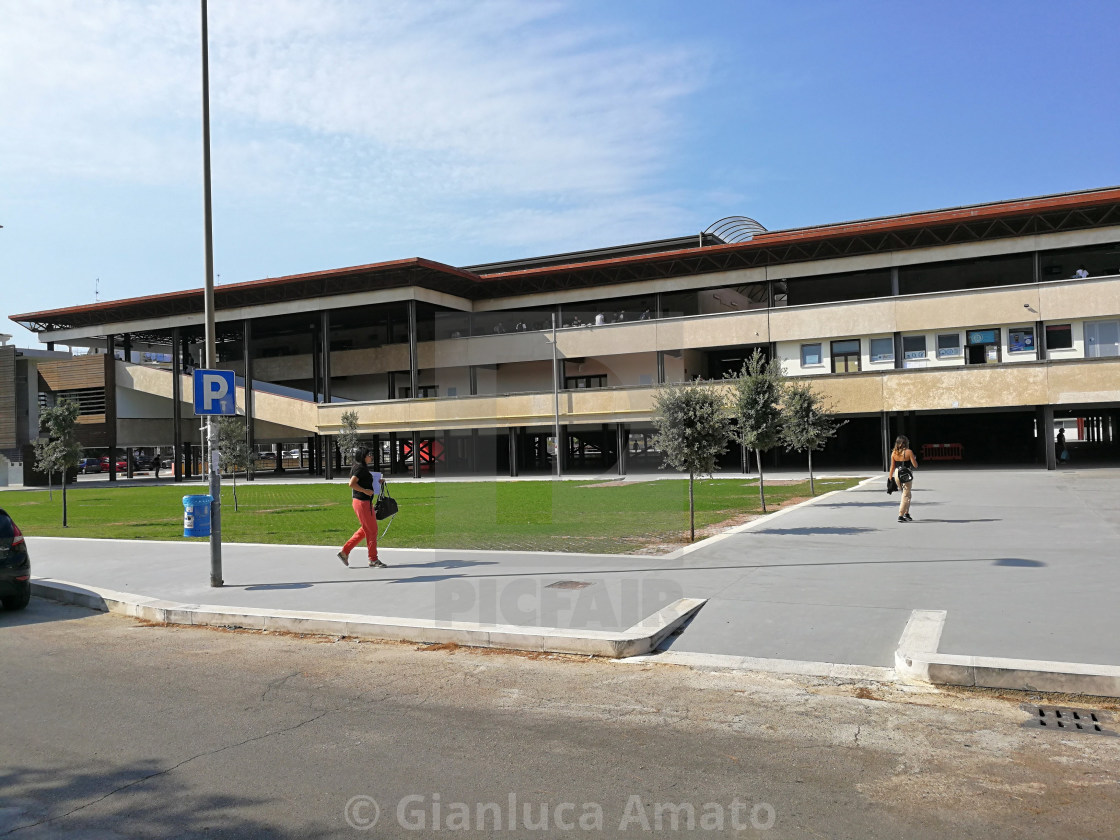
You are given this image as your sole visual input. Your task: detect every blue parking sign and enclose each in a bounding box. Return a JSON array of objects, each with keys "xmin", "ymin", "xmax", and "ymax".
[{"xmin": 193, "ymin": 369, "xmax": 237, "ymax": 415}]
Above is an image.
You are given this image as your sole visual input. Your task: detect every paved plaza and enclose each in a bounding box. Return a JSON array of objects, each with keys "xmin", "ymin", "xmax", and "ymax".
[{"xmin": 19, "ymin": 468, "xmax": 1120, "ymax": 677}]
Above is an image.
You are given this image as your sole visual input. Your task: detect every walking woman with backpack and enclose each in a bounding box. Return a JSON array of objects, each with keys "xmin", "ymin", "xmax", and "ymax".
[
  {"xmin": 338, "ymin": 447, "xmax": 387, "ymax": 568},
  {"xmin": 890, "ymin": 435, "xmax": 919, "ymax": 523}
]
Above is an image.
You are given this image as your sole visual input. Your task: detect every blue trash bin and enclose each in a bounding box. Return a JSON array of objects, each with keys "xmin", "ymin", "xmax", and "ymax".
[{"xmin": 183, "ymin": 495, "xmax": 213, "ymax": 537}]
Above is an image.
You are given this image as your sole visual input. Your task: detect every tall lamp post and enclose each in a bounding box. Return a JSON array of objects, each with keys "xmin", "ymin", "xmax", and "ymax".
[{"xmin": 201, "ymin": 0, "xmax": 222, "ymax": 586}]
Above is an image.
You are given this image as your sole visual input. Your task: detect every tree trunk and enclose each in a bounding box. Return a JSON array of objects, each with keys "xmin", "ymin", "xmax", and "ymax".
[
  {"xmin": 688, "ymin": 470, "xmax": 695, "ymax": 542},
  {"xmin": 48, "ymin": 470, "xmax": 53, "ymax": 502},
  {"xmin": 62, "ymin": 474, "xmax": 68, "ymax": 527},
  {"xmin": 755, "ymin": 449, "xmax": 766, "ymax": 512},
  {"xmin": 232, "ymin": 472, "xmax": 239, "ymax": 513},
  {"xmin": 808, "ymin": 449, "xmax": 815, "ymax": 495}
]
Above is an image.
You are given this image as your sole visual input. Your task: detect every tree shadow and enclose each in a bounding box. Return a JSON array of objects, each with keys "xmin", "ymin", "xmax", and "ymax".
[
  {"xmin": 243, "ymin": 583, "xmax": 314, "ymax": 591},
  {"xmin": 0, "ymin": 759, "xmax": 334, "ymax": 837},
  {"xmin": 992, "ymin": 557, "xmax": 1046, "ymax": 567}
]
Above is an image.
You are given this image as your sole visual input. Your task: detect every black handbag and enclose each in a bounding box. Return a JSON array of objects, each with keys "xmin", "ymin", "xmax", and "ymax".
[{"xmin": 374, "ymin": 486, "xmax": 398, "ymax": 519}]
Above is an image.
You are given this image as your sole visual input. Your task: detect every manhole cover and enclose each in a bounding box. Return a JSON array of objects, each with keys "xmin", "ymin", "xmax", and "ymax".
[
  {"xmin": 546, "ymin": 580, "xmax": 593, "ymax": 590},
  {"xmin": 1026, "ymin": 705, "xmax": 1115, "ymax": 736}
]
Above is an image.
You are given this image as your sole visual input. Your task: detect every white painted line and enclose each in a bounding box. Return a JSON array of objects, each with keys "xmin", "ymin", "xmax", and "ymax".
[
  {"xmin": 29, "ymin": 577, "xmax": 706, "ymax": 660},
  {"xmin": 895, "ymin": 609, "xmax": 1120, "ymax": 698}
]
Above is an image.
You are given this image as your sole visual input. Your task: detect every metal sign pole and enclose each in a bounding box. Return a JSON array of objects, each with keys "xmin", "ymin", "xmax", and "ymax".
[{"xmin": 201, "ymin": 0, "xmax": 222, "ymax": 587}]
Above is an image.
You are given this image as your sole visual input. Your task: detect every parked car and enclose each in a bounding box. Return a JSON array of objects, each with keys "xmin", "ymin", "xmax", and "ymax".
[
  {"xmin": 77, "ymin": 457, "xmax": 102, "ymax": 474},
  {"xmin": 99, "ymin": 456, "xmax": 128, "ymax": 472},
  {"xmin": 0, "ymin": 508, "xmax": 31, "ymax": 610}
]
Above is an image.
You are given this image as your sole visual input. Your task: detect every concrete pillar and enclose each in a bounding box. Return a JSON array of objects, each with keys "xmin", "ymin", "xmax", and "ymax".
[
  {"xmin": 122, "ymin": 333, "xmax": 132, "ymax": 363},
  {"xmin": 273, "ymin": 443, "xmax": 283, "ymax": 474},
  {"xmin": 244, "ymin": 320, "xmax": 255, "ymax": 479},
  {"xmin": 311, "ymin": 317, "xmax": 322, "ymax": 402},
  {"xmin": 171, "ymin": 328, "xmax": 182, "ymax": 482}
]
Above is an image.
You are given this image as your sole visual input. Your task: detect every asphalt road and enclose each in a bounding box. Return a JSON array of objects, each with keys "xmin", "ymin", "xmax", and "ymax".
[{"xmin": 2, "ymin": 599, "xmax": 1119, "ymax": 839}]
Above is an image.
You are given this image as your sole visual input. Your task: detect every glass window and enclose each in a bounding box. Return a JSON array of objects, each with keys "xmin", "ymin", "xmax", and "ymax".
[
  {"xmin": 776, "ymin": 270, "xmax": 892, "ymax": 307},
  {"xmin": 1084, "ymin": 320, "xmax": 1120, "ymax": 358},
  {"xmin": 830, "ymin": 339, "xmax": 861, "ymax": 374},
  {"xmin": 936, "ymin": 333, "xmax": 962, "ymax": 358},
  {"xmin": 1040, "ymin": 243, "xmax": 1120, "ymax": 281},
  {"xmin": 1008, "ymin": 327, "xmax": 1036, "ymax": 353},
  {"xmin": 902, "ymin": 335, "xmax": 927, "ymax": 359},
  {"xmin": 800, "ymin": 343, "xmax": 822, "ymax": 366},
  {"xmin": 1045, "ymin": 324, "xmax": 1073, "ymax": 350},
  {"xmin": 869, "ymin": 337, "xmax": 894, "ymax": 362},
  {"xmin": 898, "ymin": 254, "xmax": 1034, "ymax": 296}
]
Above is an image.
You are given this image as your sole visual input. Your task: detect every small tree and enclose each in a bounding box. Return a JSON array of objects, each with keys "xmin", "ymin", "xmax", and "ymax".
[
  {"xmin": 729, "ymin": 349, "xmax": 786, "ymax": 512},
  {"xmin": 781, "ymin": 381, "xmax": 845, "ymax": 495},
  {"xmin": 651, "ymin": 381, "xmax": 733, "ymax": 542},
  {"xmin": 217, "ymin": 416, "xmax": 254, "ymax": 512},
  {"xmin": 33, "ymin": 399, "xmax": 83, "ymax": 526},
  {"xmin": 338, "ymin": 410, "xmax": 361, "ymax": 464}
]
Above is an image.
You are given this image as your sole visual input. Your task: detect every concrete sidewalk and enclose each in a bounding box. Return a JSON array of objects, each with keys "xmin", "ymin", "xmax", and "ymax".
[{"xmin": 17, "ymin": 468, "xmax": 1120, "ymax": 694}]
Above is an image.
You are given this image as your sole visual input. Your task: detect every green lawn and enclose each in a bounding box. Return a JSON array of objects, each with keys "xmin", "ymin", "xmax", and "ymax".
[{"xmin": 4, "ymin": 477, "xmax": 862, "ymax": 554}]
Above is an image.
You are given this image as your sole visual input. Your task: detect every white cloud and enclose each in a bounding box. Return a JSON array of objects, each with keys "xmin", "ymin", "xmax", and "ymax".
[{"xmin": 1, "ymin": 0, "xmax": 714, "ymax": 254}]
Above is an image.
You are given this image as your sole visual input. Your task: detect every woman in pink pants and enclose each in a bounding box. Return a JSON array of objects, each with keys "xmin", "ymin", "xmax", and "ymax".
[{"xmin": 338, "ymin": 448, "xmax": 387, "ymax": 568}]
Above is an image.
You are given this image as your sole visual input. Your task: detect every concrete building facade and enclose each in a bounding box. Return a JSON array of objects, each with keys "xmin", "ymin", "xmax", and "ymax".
[{"xmin": 7, "ymin": 186, "xmax": 1120, "ymax": 481}]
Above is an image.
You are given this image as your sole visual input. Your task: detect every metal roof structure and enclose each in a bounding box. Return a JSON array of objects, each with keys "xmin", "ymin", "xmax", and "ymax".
[{"xmin": 12, "ymin": 186, "xmax": 1120, "ymax": 335}]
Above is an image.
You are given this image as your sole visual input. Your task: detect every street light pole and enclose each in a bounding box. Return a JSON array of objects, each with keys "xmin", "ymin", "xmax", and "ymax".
[
  {"xmin": 552, "ymin": 311, "xmax": 562, "ymax": 479},
  {"xmin": 201, "ymin": 0, "xmax": 222, "ymax": 587}
]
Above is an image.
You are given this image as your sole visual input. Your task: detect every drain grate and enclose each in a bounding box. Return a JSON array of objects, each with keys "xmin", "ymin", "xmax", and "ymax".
[
  {"xmin": 546, "ymin": 580, "xmax": 593, "ymax": 590},
  {"xmin": 1027, "ymin": 705, "xmax": 1115, "ymax": 736}
]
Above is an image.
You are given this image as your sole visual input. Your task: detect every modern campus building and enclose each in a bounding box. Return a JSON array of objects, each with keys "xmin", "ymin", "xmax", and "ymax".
[{"xmin": 4, "ymin": 185, "xmax": 1120, "ymax": 484}]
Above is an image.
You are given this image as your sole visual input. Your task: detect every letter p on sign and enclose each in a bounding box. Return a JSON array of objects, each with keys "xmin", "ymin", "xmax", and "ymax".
[{"xmin": 193, "ymin": 369, "xmax": 237, "ymax": 415}]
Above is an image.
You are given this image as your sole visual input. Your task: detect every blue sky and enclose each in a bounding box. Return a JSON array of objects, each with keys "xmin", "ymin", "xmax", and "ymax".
[{"xmin": 3, "ymin": 0, "xmax": 1118, "ymax": 347}]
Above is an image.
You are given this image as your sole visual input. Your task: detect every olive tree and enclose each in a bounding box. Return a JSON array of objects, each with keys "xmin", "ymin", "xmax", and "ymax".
[
  {"xmin": 781, "ymin": 381, "xmax": 844, "ymax": 495},
  {"xmin": 728, "ymin": 350, "xmax": 786, "ymax": 512},
  {"xmin": 217, "ymin": 416, "xmax": 254, "ymax": 512},
  {"xmin": 338, "ymin": 410, "xmax": 361, "ymax": 464},
  {"xmin": 33, "ymin": 398, "xmax": 83, "ymax": 526},
  {"xmin": 651, "ymin": 380, "xmax": 733, "ymax": 542}
]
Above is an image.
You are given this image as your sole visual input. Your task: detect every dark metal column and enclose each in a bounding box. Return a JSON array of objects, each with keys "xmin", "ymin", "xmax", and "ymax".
[
  {"xmin": 321, "ymin": 310, "xmax": 333, "ymax": 481},
  {"xmin": 407, "ymin": 299, "xmax": 419, "ymax": 400},
  {"xmin": 881, "ymin": 411, "xmax": 891, "ymax": 473},
  {"xmin": 105, "ymin": 334, "xmax": 117, "ymax": 483},
  {"xmin": 373, "ymin": 434, "xmax": 382, "ymax": 472},
  {"xmin": 508, "ymin": 427, "xmax": 518, "ymax": 477},
  {"xmin": 893, "ymin": 333, "xmax": 904, "ymax": 370},
  {"xmin": 890, "ymin": 267, "xmax": 900, "ymax": 296},
  {"xmin": 617, "ymin": 423, "xmax": 628, "ymax": 476},
  {"xmin": 171, "ymin": 328, "xmax": 183, "ymax": 482},
  {"xmin": 1041, "ymin": 405, "xmax": 1056, "ymax": 470},
  {"xmin": 412, "ymin": 432, "xmax": 421, "ymax": 479},
  {"xmin": 243, "ymin": 319, "xmax": 255, "ymax": 479},
  {"xmin": 122, "ymin": 333, "xmax": 132, "ymax": 363},
  {"xmin": 656, "ymin": 351, "xmax": 665, "ymax": 384}
]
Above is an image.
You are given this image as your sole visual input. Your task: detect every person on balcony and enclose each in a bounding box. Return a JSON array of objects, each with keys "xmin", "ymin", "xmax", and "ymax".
[{"xmin": 1074, "ymin": 265, "xmax": 1090, "ymax": 279}]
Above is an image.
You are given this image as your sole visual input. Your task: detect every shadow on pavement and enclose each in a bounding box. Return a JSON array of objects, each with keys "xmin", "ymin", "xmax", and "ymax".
[
  {"xmin": 0, "ymin": 760, "xmax": 332, "ymax": 837},
  {"xmin": 755, "ymin": 527, "xmax": 876, "ymax": 536}
]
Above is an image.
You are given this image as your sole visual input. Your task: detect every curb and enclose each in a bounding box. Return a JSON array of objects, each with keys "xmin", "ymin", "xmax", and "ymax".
[
  {"xmin": 896, "ymin": 610, "xmax": 1120, "ymax": 698},
  {"xmin": 29, "ymin": 578, "xmax": 706, "ymax": 660}
]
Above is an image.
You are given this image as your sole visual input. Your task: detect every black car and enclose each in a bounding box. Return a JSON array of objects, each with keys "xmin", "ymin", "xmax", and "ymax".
[{"xmin": 0, "ymin": 508, "xmax": 30, "ymax": 610}]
